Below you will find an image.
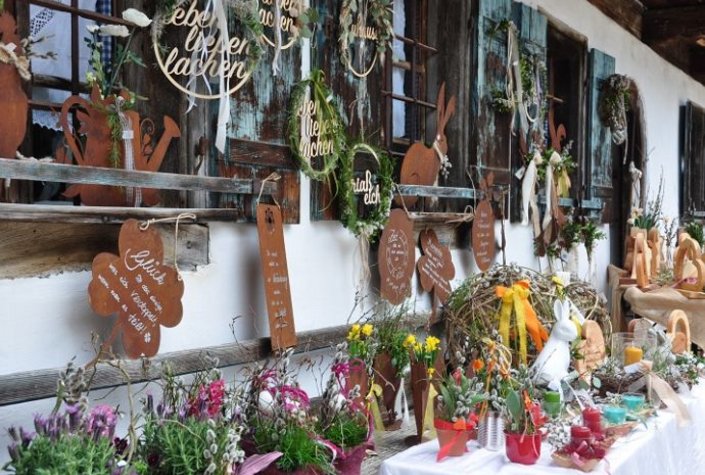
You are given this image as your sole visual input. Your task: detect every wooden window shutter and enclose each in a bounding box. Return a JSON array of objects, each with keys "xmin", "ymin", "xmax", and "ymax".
[
  {"xmin": 681, "ymin": 101, "xmax": 705, "ymax": 217},
  {"xmin": 586, "ymin": 49, "xmax": 616, "ymax": 223},
  {"xmin": 471, "ymin": 0, "xmax": 513, "ymax": 191}
]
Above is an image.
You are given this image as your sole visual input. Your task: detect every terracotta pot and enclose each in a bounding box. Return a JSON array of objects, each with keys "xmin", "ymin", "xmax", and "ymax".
[
  {"xmin": 373, "ymin": 351, "xmax": 401, "ymax": 428},
  {"xmin": 410, "ymin": 360, "xmax": 429, "ymax": 443},
  {"xmin": 434, "ymin": 421, "xmax": 469, "ymax": 460},
  {"xmin": 333, "ymin": 440, "xmax": 372, "ymax": 475},
  {"xmin": 505, "ymin": 431, "xmax": 541, "ymax": 465},
  {"xmin": 346, "ymin": 361, "xmax": 369, "ymax": 409}
]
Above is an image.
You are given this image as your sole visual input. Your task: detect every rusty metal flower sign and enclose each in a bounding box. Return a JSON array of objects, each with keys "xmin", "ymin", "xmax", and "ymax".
[{"xmin": 88, "ymin": 219, "xmax": 184, "ymax": 358}]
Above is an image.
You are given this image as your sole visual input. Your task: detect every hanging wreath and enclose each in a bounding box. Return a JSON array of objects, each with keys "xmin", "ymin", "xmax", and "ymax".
[
  {"xmin": 338, "ymin": 0, "xmax": 394, "ymax": 78},
  {"xmin": 338, "ymin": 142, "xmax": 393, "ymax": 238},
  {"xmin": 151, "ymin": 0, "xmax": 264, "ymax": 91},
  {"xmin": 598, "ymin": 74, "xmax": 631, "ymax": 146},
  {"xmin": 287, "ymin": 69, "xmax": 347, "ymax": 181}
]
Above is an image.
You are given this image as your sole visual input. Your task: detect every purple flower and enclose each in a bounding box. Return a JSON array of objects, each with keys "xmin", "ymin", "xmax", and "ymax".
[
  {"xmin": 65, "ymin": 404, "xmax": 83, "ymax": 432},
  {"xmin": 7, "ymin": 443, "xmax": 19, "ymax": 462},
  {"xmin": 86, "ymin": 405, "xmax": 118, "ymax": 440}
]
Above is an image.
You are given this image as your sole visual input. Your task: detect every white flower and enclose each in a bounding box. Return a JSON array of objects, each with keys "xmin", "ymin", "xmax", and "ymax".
[
  {"xmin": 98, "ymin": 24, "xmax": 130, "ymax": 37},
  {"xmin": 86, "ymin": 24, "xmax": 100, "ymax": 33},
  {"xmin": 549, "ymin": 151, "xmax": 562, "ymax": 166},
  {"xmin": 122, "ymin": 8, "xmax": 152, "ymax": 28}
]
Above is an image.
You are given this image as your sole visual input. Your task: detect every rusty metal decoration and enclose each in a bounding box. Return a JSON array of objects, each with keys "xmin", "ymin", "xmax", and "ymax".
[
  {"xmin": 397, "ymin": 83, "xmax": 456, "ymax": 208},
  {"xmin": 417, "ymin": 228, "xmax": 455, "ymax": 320},
  {"xmin": 59, "ymin": 86, "xmax": 180, "ymax": 206},
  {"xmin": 88, "ymin": 219, "xmax": 184, "ymax": 359},
  {"xmin": 257, "ymin": 203, "xmax": 297, "ymax": 350},
  {"xmin": 378, "ymin": 209, "xmax": 415, "ymax": 305},
  {"xmin": 0, "ymin": 13, "xmax": 28, "ymax": 162},
  {"xmin": 472, "ymin": 173, "xmax": 496, "ymax": 272}
]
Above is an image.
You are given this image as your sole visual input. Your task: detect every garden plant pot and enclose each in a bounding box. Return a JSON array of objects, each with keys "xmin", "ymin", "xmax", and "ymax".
[
  {"xmin": 373, "ymin": 351, "xmax": 401, "ymax": 429},
  {"xmin": 346, "ymin": 361, "xmax": 369, "ymax": 409},
  {"xmin": 505, "ymin": 431, "xmax": 541, "ymax": 465},
  {"xmin": 409, "ymin": 361, "xmax": 429, "ymax": 444},
  {"xmin": 434, "ymin": 420, "xmax": 469, "ymax": 461}
]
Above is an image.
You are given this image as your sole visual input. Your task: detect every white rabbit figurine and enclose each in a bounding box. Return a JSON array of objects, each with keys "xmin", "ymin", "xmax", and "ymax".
[{"xmin": 532, "ymin": 299, "xmax": 578, "ymax": 389}]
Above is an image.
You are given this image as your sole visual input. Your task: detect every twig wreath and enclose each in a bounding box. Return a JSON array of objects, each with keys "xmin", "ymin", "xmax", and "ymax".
[
  {"xmin": 338, "ymin": 0, "xmax": 394, "ymax": 79},
  {"xmin": 287, "ymin": 69, "xmax": 346, "ymax": 181},
  {"xmin": 598, "ymin": 74, "xmax": 631, "ymax": 146},
  {"xmin": 338, "ymin": 142, "xmax": 394, "ymax": 238},
  {"xmin": 151, "ymin": 0, "xmax": 264, "ymax": 89}
]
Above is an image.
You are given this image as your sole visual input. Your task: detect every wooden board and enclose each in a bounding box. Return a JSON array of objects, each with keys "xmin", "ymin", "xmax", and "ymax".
[
  {"xmin": 88, "ymin": 219, "xmax": 184, "ymax": 358},
  {"xmin": 257, "ymin": 204, "xmax": 297, "ymax": 350},
  {"xmin": 0, "ymin": 222, "xmax": 208, "ymax": 279},
  {"xmin": 417, "ymin": 228, "xmax": 455, "ymax": 303},
  {"xmin": 472, "ymin": 199, "xmax": 496, "ymax": 271},
  {"xmin": 378, "ymin": 209, "xmax": 415, "ymax": 305}
]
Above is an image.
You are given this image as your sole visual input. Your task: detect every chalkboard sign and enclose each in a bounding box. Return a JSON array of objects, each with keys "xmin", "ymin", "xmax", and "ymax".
[
  {"xmin": 417, "ymin": 228, "xmax": 455, "ymax": 304},
  {"xmin": 378, "ymin": 209, "xmax": 415, "ymax": 304},
  {"xmin": 88, "ymin": 219, "xmax": 184, "ymax": 358},
  {"xmin": 257, "ymin": 203, "xmax": 297, "ymax": 350}
]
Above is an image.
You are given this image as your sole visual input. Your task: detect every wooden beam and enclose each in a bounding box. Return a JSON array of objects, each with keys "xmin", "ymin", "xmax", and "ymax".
[
  {"xmin": 0, "ymin": 203, "xmax": 245, "ymax": 224},
  {"xmin": 0, "ymin": 325, "xmax": 349, "ymax": 406},
  {"xmin": 643, "ymin": 5, "xmax": 705, "ymax": 41},
  {"xmin": 587, "ymin": 0, "xmax": 644, "ymax": 38},
  {"xmin": 0, "ymin": 158, "xmax": 277, "ymax": 195}
]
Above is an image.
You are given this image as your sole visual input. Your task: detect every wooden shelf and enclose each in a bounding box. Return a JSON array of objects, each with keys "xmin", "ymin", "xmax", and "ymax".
[{"xmin": 396, "ymin": 184, "xmax": 479, "ymax": 200}]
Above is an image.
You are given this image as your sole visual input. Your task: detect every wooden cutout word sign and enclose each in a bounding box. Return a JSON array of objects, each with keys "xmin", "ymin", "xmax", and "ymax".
[
  {"xmin": 153, "ymin": 0, "xmax": 256, "ymax": 99},
  {"xmin": 88, "ymin": 219, "xmax": 184, "ymax": 358},
  {"xmin": 472, "ymin": 173, "xmax": 496, "ymax": 272},
  {"xmin": 257, "ymin": 204, "xmax": 297, "ymax": 350},
  {"xmin": 417, "ymin": 228, "xmax": 455, "ymax": 306},
  {"xmin": 339, "ymin": 0, "xmax": 389, "ymax": 78},
  {"xmin": 378, "ymin": 209, "xmax": 415, "ymax": 304},
  {"xmin": 259, "ymin": 0, "xmax": 301, "ymax": 49}
]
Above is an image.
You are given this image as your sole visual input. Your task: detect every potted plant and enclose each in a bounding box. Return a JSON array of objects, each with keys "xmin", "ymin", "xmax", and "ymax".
[
  {"xmin": 317, "ymin": 343, "xmax": 373, "ymax": 475},
  {"xmin": 434, "ymin": 368, "xmax": 485, "ymax": 461},
  {"xmin": 406, "ymin": 334, "xmax": 441, "ymax": 443},
  {"xmin": 346, "ymin": 323, "xmax": 377, "ymax": 408},
  {"xmin": 372, "ymin": 308, "xmax": 411, "ymax": 429},
  {"xmin": 243, "ymin": 349, "xmax": 335, "ymax": 475},
  {"xmin": 504, "ymin": 384, "xmax": 544, "ymax": 465}
]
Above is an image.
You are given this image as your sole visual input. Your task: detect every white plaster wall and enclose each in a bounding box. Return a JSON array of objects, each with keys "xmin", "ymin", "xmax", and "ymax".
[{"xmin": 2, "ymin": 0, "xmax": 705, "ymax": 464}]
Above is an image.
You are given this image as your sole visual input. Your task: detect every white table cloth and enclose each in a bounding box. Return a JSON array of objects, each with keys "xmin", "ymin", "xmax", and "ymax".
[{"xmin": 379, "ymin": 383, "xmax": 705, "ymax": 475}]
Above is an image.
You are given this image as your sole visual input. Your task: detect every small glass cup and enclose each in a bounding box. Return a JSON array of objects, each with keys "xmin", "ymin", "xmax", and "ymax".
[
  {"xmin": 603, "ymin": 406, "xmax": 627, "ymax": 424},
  {"xmin": 622, "ymin": 393, "xmax": 646, "ymax": 412},
  {"xmin": 611, "ymin": 332, "xmax": 656, "ymax": 367}
]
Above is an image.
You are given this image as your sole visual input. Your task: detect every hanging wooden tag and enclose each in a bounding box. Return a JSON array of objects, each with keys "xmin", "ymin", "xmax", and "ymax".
[
  {"xmin": 378, "ymin": 209, "xmax": 415, "ymax": 305},
  {"xmin": 417, "ymin": 228, "xmax": 455, "ymax": 304},
  {"xmin": 88, "ymin": 219, "xmax": 184, "ymax": 358},
  {"xmin": 257, "ymin": 203, "xmax": 297, "ymax": 350},
  {"xmin": 472, "ymin": 174, "xmax": 496, "ymax": 272}
]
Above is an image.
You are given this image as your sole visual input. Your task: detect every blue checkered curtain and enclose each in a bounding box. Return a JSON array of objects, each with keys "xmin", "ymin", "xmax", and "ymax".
[{"xmin": 96, "ymin": 0, "xmax": 113, "ymax": 74}]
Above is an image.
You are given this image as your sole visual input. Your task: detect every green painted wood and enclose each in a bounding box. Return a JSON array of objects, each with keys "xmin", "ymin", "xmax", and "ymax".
[
  {"xmin": 0, "ymin": 158, "xmax": 276, "ymax": 195},
  {"xmin": 587, "ymin": 49, "xmax": 616, "ymax": 189},
  {"xmin": 681, "ymin": 102, "xmax": 705, "ymax": 216},
  {"xmin": 514, "ymin": 3, "xmax": 547, "ymax": 57}
]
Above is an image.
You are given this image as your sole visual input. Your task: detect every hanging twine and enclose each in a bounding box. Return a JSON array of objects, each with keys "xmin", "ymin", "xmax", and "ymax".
[
  {"xmin": 432, "ymin": 139, "xmax": 452, "ymax": 180},
  {"xmin": 256, "ymin": 172, "xmax": 282, "ymax": 206},
  {"xmin": 140, "ymin": 213, "xmax": 197, "ymax": 279}
]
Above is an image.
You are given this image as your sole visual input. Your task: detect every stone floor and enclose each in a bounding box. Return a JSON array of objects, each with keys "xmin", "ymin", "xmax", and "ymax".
[{"xmin": 360, "ymin": 422, "xmax": 418, "ymax": 475}]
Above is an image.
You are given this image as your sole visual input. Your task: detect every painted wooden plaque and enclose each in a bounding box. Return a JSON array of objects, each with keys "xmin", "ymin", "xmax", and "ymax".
[
  {"xmin": 417, "ymin": 228, "xmax": 455, "ymax": 304},
  {"xmin": 88, "ymin": 219, "xmax": 184, "ymax": 358},
  {"xmin": 257, "ymin": 203, "xmax": 297, "ymax": 350},
  {"xmin": 472, "ymin": 199, "xmax": 496, "ymax": 272},
  {"xmin": 378, "ymin": 209, "xmax": 415, "ymax": 304}
]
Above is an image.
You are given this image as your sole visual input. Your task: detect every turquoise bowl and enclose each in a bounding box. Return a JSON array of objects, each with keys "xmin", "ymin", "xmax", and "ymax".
[{"xmin": 622, "ymin": 393, "xmax": 646, "ymax": 412}]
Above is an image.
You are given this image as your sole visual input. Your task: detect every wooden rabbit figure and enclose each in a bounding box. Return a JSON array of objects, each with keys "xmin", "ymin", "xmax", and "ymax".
[
  {"xmin": 396, "ymin": 83, "xmax": 456, "ymax": 208},
  {"xmin": 532, "ymin": 299, "xmax": 578, "ymax": 389}
]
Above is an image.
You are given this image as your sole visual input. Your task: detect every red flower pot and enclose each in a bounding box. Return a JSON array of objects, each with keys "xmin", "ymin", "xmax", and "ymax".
[
  {"xmin": 434, "ymin": 421, "xmax": 469, "ymax": 461},
  {"xmin": 505, "ymin": 431, "xmax": 541, "ymax": 465},
  {"xmin": 333, "ymin": 440, "xmax": 373, "ymax": 475}
]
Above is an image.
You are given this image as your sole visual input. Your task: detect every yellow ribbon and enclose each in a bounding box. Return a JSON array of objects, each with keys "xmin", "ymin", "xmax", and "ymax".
[
  {"xmin": 556, "ymin": 168, "xmax": 571, "ymax": 198},
  {"xmin": 496, "ymin": 280, "xmax": 547, "ymax": 365},
  {"xmin": 366, "ymin": 383, "xmax": 385, "ymax": 434},
  {"xmin": 422, "ymin": 384, "xmax": 439, "ymax": 440}
]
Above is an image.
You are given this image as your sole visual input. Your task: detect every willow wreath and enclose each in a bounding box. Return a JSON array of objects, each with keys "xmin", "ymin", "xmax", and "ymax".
[
  {"xmin": 337, "ymin": 142, "xmax": 393, "ymax": 238},
  {"xmin": 338, "ymin": 0, "xmax": 394, "ymax": 78},
  {"xmin": 288, "ymin": 69, "xmax": 346, "ymax": 181},
  {"xmin": 151, "ymin": 0, "xmax": 264, "ymax": 91}
]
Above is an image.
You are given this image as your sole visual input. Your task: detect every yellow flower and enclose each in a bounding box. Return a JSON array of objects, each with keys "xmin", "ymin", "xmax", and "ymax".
[
  {"xmin": 424, "ymin": 336, "xmax": 440, "ymax": 353},
  {"xmin": 403, "ymin": 334, "xmax": 417, "ymax": 348},
  {"xmin": 427, "ymin": 367, "xmax": 436, "ymax": 376},
  {"xmin": 347, "ymin": 324, "xmax": 361, "ymax": 341},
  {"xmin": 551, "ymin": 275, "xmax": 564, "ymax": 287},
  {"xmin": 413, "ymin": 342, "xmax": 423, "ymax": 354},
  {"xmin": 361, "ymin": 324, "xmax": 374, "ymax": 337}
]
